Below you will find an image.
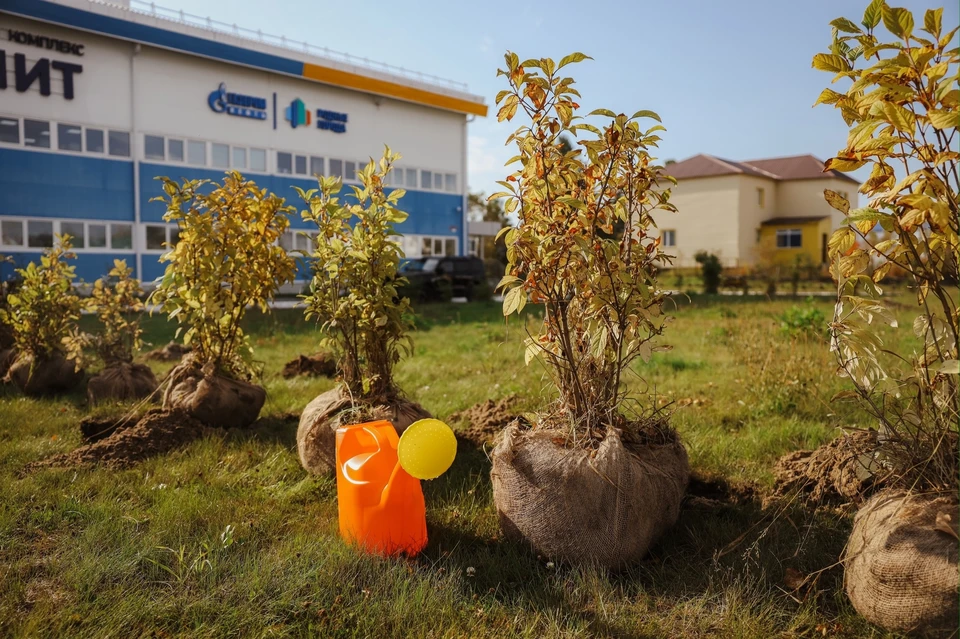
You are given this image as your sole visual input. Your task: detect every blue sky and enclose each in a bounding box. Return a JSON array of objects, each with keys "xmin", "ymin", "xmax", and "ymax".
[{"xmin": 166, "ymin": 0, "xmax": 957, "ymax": 199}]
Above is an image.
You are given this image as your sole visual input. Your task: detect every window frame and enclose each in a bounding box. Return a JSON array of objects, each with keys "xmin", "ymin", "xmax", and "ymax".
[
  {"xmin": 661, "ymin": 229, "xmax": 676, "ymax": 248},
  {"xmin": 775, "ymin": 228, "xmax": 803, "ymax": 249},
  {"xmin": 144, "ymin": 133, "xmax": 166, "ymax": 161}
]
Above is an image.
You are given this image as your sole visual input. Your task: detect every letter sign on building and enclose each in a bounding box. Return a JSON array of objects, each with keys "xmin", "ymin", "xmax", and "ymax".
[
  {"xmin": 0, "ymin": 51, "xmax": 83, "ymax": 99},
  {"xmin": 208, "ymin": 83, "xmax": 268, "ymax": 120}
]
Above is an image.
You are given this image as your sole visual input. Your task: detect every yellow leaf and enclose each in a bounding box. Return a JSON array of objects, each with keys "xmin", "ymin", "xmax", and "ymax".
[
  {"xmin": 879, "ymin": 102, "xmax": 915, "ymax": 132},
  {"xmin": 824, "ymin": 189, "xmax": 851, "ymax": 213},
  {"xmin": 812, "ymin": 53, "xmax": 851, "ymax": 73},
  {"xmin": 927, "ymin": 108, "xmax": 959, "ymax": 130},
  {"xmin": 825, "ymin": 157, "xmax": 867, "ymax": 172}
]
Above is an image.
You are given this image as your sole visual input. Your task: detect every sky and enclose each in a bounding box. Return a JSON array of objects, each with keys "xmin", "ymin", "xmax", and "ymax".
[{"xmin": 163, "ymin": 0, "xmax": 958, "ymax": 200}]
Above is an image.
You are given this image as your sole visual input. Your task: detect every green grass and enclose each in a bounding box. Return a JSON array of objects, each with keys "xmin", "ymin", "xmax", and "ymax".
[{"xmin": 0, "ymin": 296, "xmax": 917, "ymax": 638}]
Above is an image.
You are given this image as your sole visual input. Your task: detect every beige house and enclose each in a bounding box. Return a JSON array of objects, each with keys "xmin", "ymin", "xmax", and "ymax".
[{"xmin": 657, "ymin": 154, "xmax": 859, "ymax": 268}]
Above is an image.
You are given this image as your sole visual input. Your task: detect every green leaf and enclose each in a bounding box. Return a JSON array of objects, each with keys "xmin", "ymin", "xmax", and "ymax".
[
  {"xmin": 882, "ymin": 5, "xmax": 913, "ymax": 39},
  {"xmin": 862, "ymin": 0, "xmax": 884, "ymax": 29},
  {"xmin": 927, "ymin": 108, "xmax": 959, "ymax": 130},
  {"xmin": 812, "ymin": 53, "xmax": 851, "ymax": 72},
  {"xmin": 557, "ymin": 52, "xmax": 592, "ymax": 69},
  {"xmin": 630, "ymin": 109, "xmax": 662, "ymax": 122},
  {"xmin": 831, "ymin": 17, "xmax": 862, "ymax": 33},
  {"xmin": 923, "ymin": 8, "xmax": 942, "ymax": 37}
]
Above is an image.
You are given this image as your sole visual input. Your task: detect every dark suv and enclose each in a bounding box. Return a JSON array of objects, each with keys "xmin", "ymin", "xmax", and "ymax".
[{"xmin": 398, "ymin": 256, "xmax": 489, "ymax": 302}]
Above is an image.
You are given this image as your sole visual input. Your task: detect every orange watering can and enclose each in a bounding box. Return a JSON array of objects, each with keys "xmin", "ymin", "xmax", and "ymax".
[{"xmin": 335, "ymin": 418, "xmax": 457, "ymax": 556}]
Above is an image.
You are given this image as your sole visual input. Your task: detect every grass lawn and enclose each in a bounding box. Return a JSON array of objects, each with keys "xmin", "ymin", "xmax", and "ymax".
[{"xmin": 0, "ymin": 294, "xmax": 918, "ymax": 638}]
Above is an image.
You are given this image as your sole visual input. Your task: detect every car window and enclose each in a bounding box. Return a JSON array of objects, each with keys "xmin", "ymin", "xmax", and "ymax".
[{"xmin": 422, "ymin": 258, "xmax": 440, "ymax": 273}]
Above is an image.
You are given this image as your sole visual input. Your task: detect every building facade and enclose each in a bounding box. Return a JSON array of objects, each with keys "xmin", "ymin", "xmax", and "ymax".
[
  {"xmin": 0, "ymin": 0, "xmax": 487, "ymax": 286},
  {"xmin": 657, "ymin": 154, "xmax": 859, "ymax": 269}
]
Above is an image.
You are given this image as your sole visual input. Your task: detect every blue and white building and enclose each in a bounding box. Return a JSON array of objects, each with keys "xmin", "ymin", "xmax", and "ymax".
[{"xmin": 0, "ymin": 0, "xmax": 487, "ymax": 285}]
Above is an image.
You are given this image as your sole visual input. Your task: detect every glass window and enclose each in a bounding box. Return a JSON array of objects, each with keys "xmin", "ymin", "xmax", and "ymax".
[
  {"xmin": 232, "ymin": 147, "xmax": 247, "ymax": 169},
  {"xmin": 61, "ymin": 221, "xmax": 85, "ymax": 247},
  {"xmin": 250, "ymin": 148, "xmax": 266, "ymax": 172},
  {"xmin": 24, "ymin": 119, "xmax": 51, "ymax": 148},
  {"xmin": 445, "ymin": 173, "xmax": 457, "ymax": 192},
  {"xmin": 27, "ymin": 220, "xmax": 54, "ymax": 248},
  {"xmin": 277, "ymin": 152, "xmax": 293, "ymax": 174},
  {"xmin": 345, "ymin": 161, "xmax": 356, "ymax": 181},
  {"xmin": 168, "ymin": 138, "xmax": 184, "ymax": 162},
  {"xmin": 310, "ymin": 156, "xmax": 324, "ymax": 176},
  {"xmin": 1, "ymin": 220, "xmax": 23, "ymax": 247},
  {"xmin": 434, "ymin": 173, "xmax": 444, "ymax": 190},
  {"xmin": 776, "ymin": 229, "xmax": 802, "ymax": 248},
  {"xmin": 388, "ymin": 167, "xmax": 403, "ymax": 186},
  {"xmin": 169, "ymin": 227, "xmax": 180, "ymax": 246},
  {"xmin": 86, "ymin": 128, "xmax": 104, "ymax": 153},
  {"xmin": 406, "ymin": 168, "xmax": 417, "ymax": 188},
  {"xmin": 146, "ymin": 225, "xmax": 167, "ymax": 250},
  {"xmin": 108, "ymin": 130, "xmax": 130, "ymax": 157},
  {"xmin": 187, "ymin": 140, "xmax": 206, "ymax": 165},
  {"xmin": 88, "ymin": 224, "xmax": 107, "ymax": 248},
  {"xmin": 757, "ymin": 188, "xmax": 765, "ymax": 208},
  {"xmin": 279, "ymin": 231, "xmax": 294, "ymax": 252},
  {"xmin": 211, "ymin": 143, "xmax": 229, "ymax": 168},
  {"xmin": 0, "ymin": 117, "xmax": 18, "ymax": 144},
  {"xmin": 421, "ymin": 170, "xmax": 432, "ymax": 190},
  {"xmin": 329, "ymin": 159, "xmax": 343, "ymax": 178},
  {"xmin": 444, "ymin": 239, "xmax": 456, "ymax": 256},
  {"xmin": 58, "ymin": 123, "xmax": 83, "ymax": 152},
  {"xmin": 421, "ymin": 237, "xmax": 433, "ymax": 256},
  {"xmin": 111, "ymin": 224, "xmax": 133, "ymax": 250},
  {"xmin": 661, "ymin": 230, "xmax": 676, "ymax": 247},
  {"xmin": 144, "ymin": 134, "xmax": 165, "ymax": 160},
  {"xmin": 295, "ymin": 155, "xmax": 307, "ymax": 175}
]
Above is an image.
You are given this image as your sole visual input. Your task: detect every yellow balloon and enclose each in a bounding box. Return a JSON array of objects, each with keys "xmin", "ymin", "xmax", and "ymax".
[{"xmin": 398, "ymin": 419, "xmax": 458, "ymax": 480}]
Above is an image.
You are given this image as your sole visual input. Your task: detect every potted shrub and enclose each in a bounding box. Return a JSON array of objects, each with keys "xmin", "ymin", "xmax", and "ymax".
[
  {"xmin": 64, "ymin": 260, "xmax": 158, "ymax": 404},
  {"xmin": 488, "ymin": 52, "xmax": 689, "ymax": 568},
  {"xmin": 295, "ymin": 148, "xmax": 430, "ymax": 475},
  {"xmin": 0, "ymin": 235, "xmax": 84, "ymax": 395},
  {"xmin": 149, "ymin": 172, "xmax": 297, "ymax": 428},
  {"xmin": 812, "ymin": 3, "xmax": 958, "ymax": 635}
]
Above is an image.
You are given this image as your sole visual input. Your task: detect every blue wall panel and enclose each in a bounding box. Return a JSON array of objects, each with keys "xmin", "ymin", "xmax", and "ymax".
[
  {"xmin": 0, "ymin": 148, "xmax": 134, "ymax": 220},
  {"xmin": 139, "ymin": 163, "xmax": 463, "ymax": 239},
  {"xmin": 1, "ymin": 251, "xmax": 136, "ymax": 283}
]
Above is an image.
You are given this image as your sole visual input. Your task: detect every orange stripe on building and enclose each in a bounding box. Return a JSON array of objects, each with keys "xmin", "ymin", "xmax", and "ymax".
[{"xmin": 301, "ymin": 63, "xmax": 487, "ymax": 117}]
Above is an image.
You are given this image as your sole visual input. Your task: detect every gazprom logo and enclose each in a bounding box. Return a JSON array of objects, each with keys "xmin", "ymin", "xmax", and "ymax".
[
  {"xmin": 284, "ymin": 98, "xmax": 311, "ymax": 128},
  {"xmin": 207, "ymin": 83, "xmax": 267, "ymax": 120}
]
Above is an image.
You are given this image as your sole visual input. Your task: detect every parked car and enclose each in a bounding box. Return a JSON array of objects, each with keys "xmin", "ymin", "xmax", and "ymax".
[{"xmin": 398, "ymin": 256, "xmax": 489, "ymax": 302}]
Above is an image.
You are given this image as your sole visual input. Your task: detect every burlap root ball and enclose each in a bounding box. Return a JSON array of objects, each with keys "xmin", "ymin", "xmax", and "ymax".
[
  {"xmin": 87, "ymin": 362, "xmax": 159, "ymax": 404},
  {"xmin": 163, "ymin": 358, "xmax": 266, "ymax": 429},
  {"xmin": 6, "ymin": 352, "xmax": 84, "ymax": 396},
  {"xmin": 491, "ymin": 421, "xmax": 689, "ymax": 569},
  {"xmin": 845, "ymin": 489, "xmax": 959, "ymax": 638},
  {"xmin": 296, "ymin": 386, "xmax": 432, "ymax": 475}
]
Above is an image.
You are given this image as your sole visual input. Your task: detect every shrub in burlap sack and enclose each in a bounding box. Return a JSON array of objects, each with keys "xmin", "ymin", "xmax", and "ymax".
[
  {"xmin": 491, "ymin": 422, "xmax": 689, "ymax": 569},
  {"xmin": 163, "ymin": 357, "xmax": 265, "ymax": 429},
  {"xmin": 6, "ymin": 353, "xmax": 84, "ymax": 396},
  {"xmin": 0, "ymin": 348, "xmax": 16, "ymax": 381},
  {"xmin": 845, "ymin": 490, "xmax": 959, "ymax": 638},
  {"xmin": 296, "ymin": 386, "xmax": 432, "ymax": 475},
  {"xmin": 87, "ymin": 362, "xmax": 159, "ymax": 404}
]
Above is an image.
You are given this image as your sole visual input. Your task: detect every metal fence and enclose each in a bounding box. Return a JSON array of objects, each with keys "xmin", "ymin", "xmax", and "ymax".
[{"xmin": 93, "ymin": 0, "xmax": 470, "ymax": 92}]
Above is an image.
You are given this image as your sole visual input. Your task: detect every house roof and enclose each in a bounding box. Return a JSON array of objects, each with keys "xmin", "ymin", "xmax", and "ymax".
[
  {"xmin": 760, "ymin": 216, "xmax": 831, "ymax": 226},
  {"xmin": 667, "ymin": 154, "xmax": 860, "ymax": 184}
]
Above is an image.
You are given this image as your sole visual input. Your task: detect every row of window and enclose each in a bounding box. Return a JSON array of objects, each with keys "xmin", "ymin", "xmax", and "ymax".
[
  {"xmin": 143, "ymin": 133, "xmax": 458, "ymax": 192},
  {"xmin": 1, "ymin": 218, "xmax": 134, "ymax": 250},
  {"xmin": 775, "ymin": 229, "xmax": 803, "ymax": 248},
  {"xmin": 0, "ymin": 116, "xmax": 131, "ymax": 157}
]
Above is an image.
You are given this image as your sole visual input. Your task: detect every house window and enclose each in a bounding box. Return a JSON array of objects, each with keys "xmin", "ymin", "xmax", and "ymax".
[
  {"xmin": 108, "ymin": 130, "xmax": 130, "ymax": 157},
  {"xmin": 444, "ymin": 238, "xmax": 456, "ymax": 256},
  {"xmin": 469, "ymin": 236, "xmax": 479, "ymax": 257},
  {"xmin": 58, "ymin": 124, "xmax": 83, "ymax": 152},
  {"xmin": 144, "ymin": 134, "xmax": 165, "ymax": 160},
  {"xmin": 168, "ymin": 138, "xmax": 184, "ymax": 162},
  {"xmin": 310, "ymin": 156, "xmax": 324, "ymax": 176},
  {"xmin": 329, "ymin": 159, "xmax": 343, "ymax": 178},
  {"xmin": 757, "ymin": 187, "xmax": 765, "ymax": 208},
  {"xmin": 232, "ymin": 147, "xmax": 247, "ymax": 169},
  {"xmin": 277, "ymin": 152, "xmax": 293, "ymax": 174},
  {"xmin": 661, "ymin": 229, "xmax": 676, "ymax": 247},
  {"xmin": 86, "ymin": 128, "xmax": 104, "ymax": 153},
  {"xmin": 0, "ymin": 117, "xmax": 19, "ymax": 144},
  {"xmin": 445, "ymin": 173, "xmax": 457, "ymax": 193},
  {"xmin": 187, "ymin": 140, "xmax": 206, "ymax": 165},
  {"xmin": 61, "ymin": 221, "xmax": 85, "ymax": 247},
  {"xmin": 345, "ymin": 161, "xmax": 357, "ymax": 181},
  {"xmin": 27, "ymin": 220, "xmax": 54, "ymax": 247},
  {"xmin": 111, "ymin": 224, "xmax": 133, "ymax": 250},
  {"xmin": 88, "ymin": 224, "xmax": 107, "ymax": 248},
  {"xmin": 146, "ymin": 225, "xmax": 167, "ymax": 250},
  {"xmin": 776, "ymin": 229, "xmax": 803, "ymax": 248},
  {"xmin": 1, "ymin": 220, "xmax": 24, "ymax": 247},
  {"xmin": 24, "ymin": 119, "xmax": 51, "ymax": 148},
  {"xmin": 421, "ymin": 170, "xmax": 432, "ymax": 190},
  {"xmin": 406, "ymin": 168, "xmax": 417, "ymax": 188},
  {"xmin": 211, "ymin": 143, "xmax": 230, "ymax": 168},
  {"xmin": 250, "ymin": 148, "xmax": 266, "ymax": 172},
  {"xmin": 295, "ymin": 155, "xmax": 308, "ymax": 175}
]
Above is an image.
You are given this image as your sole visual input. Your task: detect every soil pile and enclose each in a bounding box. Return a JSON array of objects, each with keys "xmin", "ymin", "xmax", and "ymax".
[
  {"xmin": 281, "ymin": 353, "xmax": 337, "ymax": 379},
  {"xmin": 79, "ymin": 413, "xmax": 139, "ymax": 443},
  {"xmin": 772, "ymin": 430, "xmax": 886, "ymax": 505},
  {"xmin": 449, "ymin": 396, "xmax": 524, "ymax": 448},
  {"xmin": 28, "ymin": 409, "xmax": 206, "ymax": 470}
]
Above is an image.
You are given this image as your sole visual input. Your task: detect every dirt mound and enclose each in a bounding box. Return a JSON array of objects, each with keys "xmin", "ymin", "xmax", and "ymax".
[
  {"xmin": 281, "ymin": 353, "xmax": 337, "ymax": 379},
  {"xmin": 772, "ymin": 430, "xmax": 887, "ymax": 506},
  {"xmin": 79, "ymin": 413, "xmax": 140, "ymax": 443},
  {"xmin": 845, "ymin": 490, "xmax": 959, "ymax": 637},
  {"xmin": 28, "ymin": 409, "xmax": 206, "ymax": 470},
  {"xmin": 685, "ymin": 473, "xmax": 758, "ymax": 510},
  {"xmin": 144, "ymin": 342, "xmax": 191, "ymax": 362},
  {"xmin": 450, "ymin": 396, "xmax": 524, "ymax": 448}
]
